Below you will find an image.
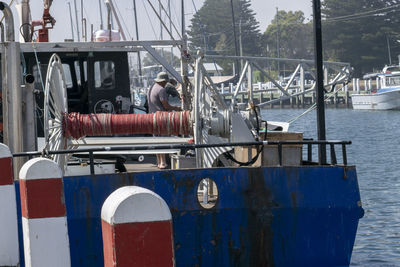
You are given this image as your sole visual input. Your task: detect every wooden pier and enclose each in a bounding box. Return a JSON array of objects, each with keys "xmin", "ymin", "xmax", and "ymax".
[{"xmin": 220, "ymin": 78, "xmax": 374, "ymax": 109}]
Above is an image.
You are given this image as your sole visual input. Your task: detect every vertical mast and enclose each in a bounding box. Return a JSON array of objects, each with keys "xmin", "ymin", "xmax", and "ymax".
[
  {"xmin": 168, "ymin": 0, "xmax": 173, "ymax": 65},
  {"xmin": 67, "ymin": 2, "xmax": 75, "ymax": 40},
  {"xmin": 98, "ymin": 0, "xmax": 104, "ymax": 29},
  {"xmin": 180, "ymin": 0, "xmax": 190, "ymax": 110},
  {"xmin": 73, "ymin": 0, "xmax": 80, "ymax": 41},
  {"xmin": 132, "ymin": 0, "xmax": 142, "ymax": 77},
  {"xmin": 229, "ymin": 0, "xmax": 239, "ymax": 76},
  {"xmin": 105, "ymin": 0, "xmax": 127, "ymax": 40},
  {"xmin": 312, "ymin": 0, "xmax": 327, "ymax": 164},
  {"xmin": 81, "ymin": 0, "xmax": 86, "ymax": 41},
  {"xmin": 276, "ymin": 7, "xmax": 280, "ymax": 79},
  {"xmin": 20, "ymin": 0, "xmax": 31, "ymax": 42}
]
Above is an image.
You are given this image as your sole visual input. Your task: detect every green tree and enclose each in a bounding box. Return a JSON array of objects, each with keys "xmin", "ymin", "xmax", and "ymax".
[
  {"xmin": 262, "ymin": 10, "xmax": 313, "ymax": 60},
  {"xmin": 322, "ymin": 0, "xmax": 400, "ymax": 76},
  {"xmin": 188, "ymin": 0, "xmax": 261, "ymax": 74}
]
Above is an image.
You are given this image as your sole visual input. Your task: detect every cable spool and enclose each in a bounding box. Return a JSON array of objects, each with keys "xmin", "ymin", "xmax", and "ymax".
[{"xmin": 43, "ymin": 53, "xmax": 192, "ymax": 171}]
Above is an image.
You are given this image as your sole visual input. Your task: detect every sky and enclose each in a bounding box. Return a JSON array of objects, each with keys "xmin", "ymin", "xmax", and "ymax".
[{"xmin": 7, "ymin": 0, "xmax": 313, "ymax": 42}]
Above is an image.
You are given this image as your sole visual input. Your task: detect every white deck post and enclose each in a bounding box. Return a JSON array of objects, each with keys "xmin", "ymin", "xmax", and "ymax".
[
  {"xmin": 101, "ymin": 186, "xmax": 174, "ymax": 267},
  {"xmin": 0, "ymin": 143, "xmax": 19, "ymax": 266},
  {"xmin": 19, "ymin": 158, "xmax": 71, "ymax": 267}
]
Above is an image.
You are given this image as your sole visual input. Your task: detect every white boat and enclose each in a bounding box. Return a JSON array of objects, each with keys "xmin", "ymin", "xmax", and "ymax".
[{"xmin": 352, "ymin": 65, "xmax": 400, "ymax": 110}]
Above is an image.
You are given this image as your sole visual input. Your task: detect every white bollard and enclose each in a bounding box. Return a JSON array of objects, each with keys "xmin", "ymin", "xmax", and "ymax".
[
  {"xmin": 101, "ymin": 186, "xmax": 174, "ymax": 267},
  {"xmin": 19, "ymin": 158, "xmax": 71, "ymax": 267},
  {"xmin": 0, "ymin": 143, "xmax": 19, "ymax": 266}
]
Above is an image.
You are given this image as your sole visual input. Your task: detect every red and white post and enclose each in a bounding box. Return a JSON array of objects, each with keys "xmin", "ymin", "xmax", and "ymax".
[
  {"xmin": 0, "ymin": 143, "xmax": 19, "ymax": 266},
  {"xmin": 101, "ymin": 186, "xmax": 175, "ymax": 267},
  {"xmin": 19, "ymin": 158, "xmax": 71, "ymax": 267}
]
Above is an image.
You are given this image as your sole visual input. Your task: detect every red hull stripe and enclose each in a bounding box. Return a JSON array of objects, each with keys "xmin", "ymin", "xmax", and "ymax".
[
  {"xmin": 0, "ymin": 157, "xmax": 13, "ymax": 185},
  {"xmin": 20, "ymin": 178, "xmax": 66, "ymax": 219},
  {"xmin": 102, "ymin": 220, "xmax": 174, "ymax": 267}
]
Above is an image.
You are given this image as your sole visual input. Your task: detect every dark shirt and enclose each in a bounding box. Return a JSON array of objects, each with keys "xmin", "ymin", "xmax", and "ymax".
[{"xmin": 147, "ymin": 83, "xmax": 168, "ymax": 113}]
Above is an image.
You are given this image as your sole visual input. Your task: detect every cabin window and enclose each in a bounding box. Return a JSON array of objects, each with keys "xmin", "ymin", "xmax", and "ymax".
[
  {"xmin": 74, "ymin": 61, "xmax": 87, "ymax": 86},
  {"xmin": 94, "ymin": 61, "xmax": 115, "ymax": 90},
  {"xmin": 62, "ymin": 64, "xmax": 73, "ymax": 89},
  {"xmin": 385, "ymin": 76, "xmax": 400, "ymax": 86}
]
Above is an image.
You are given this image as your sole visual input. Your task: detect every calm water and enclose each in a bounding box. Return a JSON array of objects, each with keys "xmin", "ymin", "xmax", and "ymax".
[{"xmin": 261, "ymin": 108, "xmax": 400, "ymax": 266}]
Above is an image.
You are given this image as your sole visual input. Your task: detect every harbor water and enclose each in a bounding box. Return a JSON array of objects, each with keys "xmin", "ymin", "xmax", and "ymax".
[{"xmin": 261, "ymin": 108, "xmax": 400, "ymax": 266}]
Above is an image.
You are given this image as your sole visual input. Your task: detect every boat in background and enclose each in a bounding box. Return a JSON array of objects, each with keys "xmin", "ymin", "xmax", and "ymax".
[{"xmin": 352, "ymin": 65, "xmax": 400, "ymax": 110}]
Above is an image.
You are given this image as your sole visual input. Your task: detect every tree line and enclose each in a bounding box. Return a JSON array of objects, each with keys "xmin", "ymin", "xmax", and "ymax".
[{"xmin": 188, "ymin": 0, "xmax": 400, "ymax": 77}]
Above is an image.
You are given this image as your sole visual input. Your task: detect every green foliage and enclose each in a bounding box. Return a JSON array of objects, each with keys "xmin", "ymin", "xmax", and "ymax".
[
  {"xmin": 262, "ymin": 10, "xmax": 313, "ymax": 60},
  {"xmin": 188, "ymin": 0, "xmax": 261, "ymax": 64},
  {"xmin": 322, "ymin": 0, "xmax": 400, "ymax": 76},
  {"xmin": 188, "ymin": 0, "xmax": 400, "ymax": 78}
]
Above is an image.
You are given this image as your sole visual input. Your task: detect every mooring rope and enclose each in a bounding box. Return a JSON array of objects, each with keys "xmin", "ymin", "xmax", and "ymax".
[{"xmin": 287, "ymin": 85, "xmax": 345, "ymax": 124}]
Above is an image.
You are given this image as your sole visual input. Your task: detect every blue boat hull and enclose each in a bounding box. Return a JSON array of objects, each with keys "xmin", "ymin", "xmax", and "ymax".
[{"xmin": 15, "ymin": 166, "xmax": 363, "ymax": 266}]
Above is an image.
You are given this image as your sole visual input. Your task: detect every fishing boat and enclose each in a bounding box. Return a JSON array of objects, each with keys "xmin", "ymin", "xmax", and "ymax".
[
  {"xmin": 0, "ymin": 1, "xmax": 364, "ymax": 266},
  {"xmin": 352, "ymin": 65, "xmax": 400, "ymax": 110}
]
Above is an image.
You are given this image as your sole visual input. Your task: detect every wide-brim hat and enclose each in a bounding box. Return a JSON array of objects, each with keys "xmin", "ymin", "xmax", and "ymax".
[{"xmin": 154, "ymin": 72, "xmax": 169, "ymax": 82}]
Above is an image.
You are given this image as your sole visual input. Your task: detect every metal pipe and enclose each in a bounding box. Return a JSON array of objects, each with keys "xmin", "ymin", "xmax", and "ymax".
[
  {"xmin": 132, "ymin": 0, "xmax": 142, "ymax": 77},
  {"xmin": 0, "ymin": 1, "xmax": 24, "ymax": 176},
  {"xmin": 180, "ymin": 0, "xmax": 190, "ymax": 110},
  {"xmin": 194, "ymin": 54, "xmax": 202, "ymax": 168},
  {"xmin": 205, "ymin": 54, "xmax": 350, "ymax": 67},
  {"xmin": 82, "ymin": 18, "xmax": 87, "ymax": 42},
  {"xmin": 98, "ymin": 0, "xmax": 104, "ymax": 29},
  {"xmin": 20, "ymin": 0, "xmax": 30, "ymax": 42},
  {"xmin": 73, "ymin": 0, "xmax": 80, "ymax": 42},
  {"xmin": 0, "ymin": 2, "xmax": 15, "ymax": 41},
  {"xmin": 22, "ymin": 74, "xmax": 37, "ymax": 152},
  {"xmin": 0, "ymin": 22, "xmax": 4, "ymax": 42},
  {"xmin": 312, "ymin": 0, "xmax": 327, "ymax": 164},
  {"xmin": 104, "ymin": 0, "xmax": 126, "ymax": 40},
  {"xmin": 13, "ymin": 140, "xmax": 352, "ymax": 157},
  {"xmin": 229, "ymin": 0, "xmax": 239, "ymax": 76},
  {"xmin": 67, "ymin": 2, "xmax": 75, "ymax": 40},
  {"xmin": 81, "ymin": 0, "xmax": 86, "ymax": 41}
]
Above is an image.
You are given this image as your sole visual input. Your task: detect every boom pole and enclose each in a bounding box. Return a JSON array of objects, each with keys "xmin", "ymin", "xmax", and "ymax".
[{"xmin": 312, "ymin": 0, "xmax": 327, "ymax": 164}]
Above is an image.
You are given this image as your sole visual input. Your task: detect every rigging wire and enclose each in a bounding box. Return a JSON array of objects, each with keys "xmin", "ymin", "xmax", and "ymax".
[
  {"xmin": 169, "ymin": 0, "xmax": 182, "ymax": 32},
  {"xmin": 145, "ymin": 0, "xmax": 176, "ymax": 41},
  {"xmin": 287, "ymin": 84, "xmax": 345, "ymax": 124},
  {"xmin": 113, "ymin": 1, "xmax": 133, "ymax": 40},
  {"xmin": 326, "ymin": 9, "xmax": 400, "ymax": 23},
  {"xmin": 156, "ymin": 0, "xmax": 182, "ymax": 39},
  {"xmin": 325, "ymin": 4, "xmax": 400, "ymax": 22},
  {"xmin": 142, "ymin": 1, "xmax": 158, "ymax": 39}
]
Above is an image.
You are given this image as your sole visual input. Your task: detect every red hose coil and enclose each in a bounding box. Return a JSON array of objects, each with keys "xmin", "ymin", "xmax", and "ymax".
[{"xmin": 62, "ymin": 111, "xmax": 192, "ymax": 139}]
